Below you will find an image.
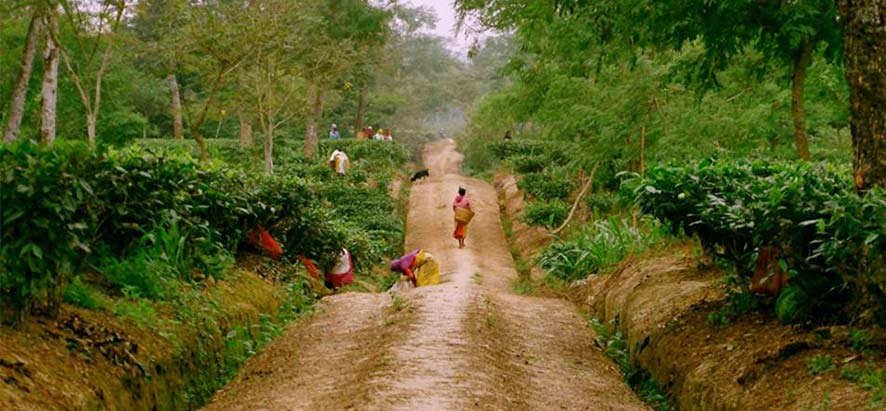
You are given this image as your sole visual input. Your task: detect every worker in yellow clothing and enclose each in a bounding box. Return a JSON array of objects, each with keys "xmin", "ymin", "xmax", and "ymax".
[{"xmin": 390, "ymin": 249, "xmax": 440, "ymax": 287}]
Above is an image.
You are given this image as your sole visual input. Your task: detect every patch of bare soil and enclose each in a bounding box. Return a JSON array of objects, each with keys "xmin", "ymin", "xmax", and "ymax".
[
  {"xmin": 204, "ymin": 139, "xmax": 648, "ymax": 410},
  {"xmin": 587, "ymin": 248, "xmax": 881, "ymax": 410}
]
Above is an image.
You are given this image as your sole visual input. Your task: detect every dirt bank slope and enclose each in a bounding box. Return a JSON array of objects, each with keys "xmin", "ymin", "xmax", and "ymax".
[{"xmin": 587, "ymin": 251, "xmax": 877, "ymax": 411}]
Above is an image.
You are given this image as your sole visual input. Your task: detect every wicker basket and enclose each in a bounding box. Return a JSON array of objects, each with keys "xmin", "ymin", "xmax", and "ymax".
[{"xmin": 454, "ymin": 207, "xmax": 475, "ymax": 224}]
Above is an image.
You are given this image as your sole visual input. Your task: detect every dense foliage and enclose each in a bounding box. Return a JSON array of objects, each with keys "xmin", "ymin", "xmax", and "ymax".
[
  {"xmin": 0, "ymin": 139, "xmax": 410, "ymax": 317},
  {"xmin": 634, "ymin": 159, "xmax": 885, "ymax": 323}
]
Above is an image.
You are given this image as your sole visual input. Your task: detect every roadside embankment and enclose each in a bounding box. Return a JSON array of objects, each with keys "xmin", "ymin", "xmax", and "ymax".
[
  {"xmin": 493, "ymin": 171, "xmax": 882, "ymax": 410},
  {"xmin": 0, "ymin": 261, "xmax": 311, "ymax": 411}
]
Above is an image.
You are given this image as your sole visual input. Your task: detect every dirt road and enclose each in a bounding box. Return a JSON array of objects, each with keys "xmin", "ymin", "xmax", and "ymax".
[{"xmin": 203, "ymin": 139, "xmax": 648, "ymax": 410}]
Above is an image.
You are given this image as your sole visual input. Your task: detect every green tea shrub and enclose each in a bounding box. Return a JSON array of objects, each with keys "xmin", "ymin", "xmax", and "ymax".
[
  {"xmin": 518, "ymin": 167, "xmax": 576, "ymax": 200},
  {"xmin": 633, "ymin": 159, "xmax": 885, "ymax": 323},
  {"xmin": 510, "ymin": 154, "xmax": 547, "ymax": 173},
  {"xmin": 488, "ymin": 140, "xmax": 548, "ymax": 159},
  {"xmin": 1, "ymin": 142, "xmax": 300, "ymax": 314},
  {"xmin": 585, "ymin": 192, "xmax": 623, "ymax": 215},
  {"xmin": 522, "ymin": 200, "xmax": 569, "ymax": 227}
]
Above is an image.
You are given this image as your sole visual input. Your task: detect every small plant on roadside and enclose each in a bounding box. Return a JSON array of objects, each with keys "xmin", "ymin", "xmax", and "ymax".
[
  {"xmin": 807, "ymin": 355, "xmax": 836, "ymax": 376},
  {"xmin": 840, "ymin": 363, "xmax": 886, "ymax": 408},
  {"xmin": 390, "ymin": 292, "xmax": 411, "ymax": 312},
  {"xmin": 589, "ymin": 317, "xmax": 671, "ymax": 410},
  {"xmin": 539, "ymin": 216, "xmax": 667, "ymax": 282},
  {"xmin": 708, "ymin": 272, "xmax": 759, "ymax": 326},
  {"xmin": 63, "ymin": 277, "xmax": 109, "ymax": 310},
  {"xmin": 849, "ymin": 329, "xmax": 872, "ymax": 352},
  {"xmin": 512, "ymin": 277, "xmax": 533, "ymax": 295}
]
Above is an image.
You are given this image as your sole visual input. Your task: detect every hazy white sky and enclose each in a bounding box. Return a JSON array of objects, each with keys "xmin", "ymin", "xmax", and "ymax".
[{"xmin": 407, "ymin": 0, "xmax": 472, "ymax": 54}]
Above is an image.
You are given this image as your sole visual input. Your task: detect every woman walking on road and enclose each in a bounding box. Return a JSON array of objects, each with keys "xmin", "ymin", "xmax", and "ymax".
[{"xmin": 452, "ymin": 186, "xmax": 472, "ymax": 249}]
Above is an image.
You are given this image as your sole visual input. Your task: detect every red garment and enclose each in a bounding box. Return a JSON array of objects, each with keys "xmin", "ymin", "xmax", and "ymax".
[
  {"xmin": 453, "ymin": 222, "xmax": 467, "ymax": 240},
  {"xmin": 750, "ymin": 246, "xmax": 788, "ymax": 295},
  {"xmin": 248, "ymin": 225, "xmax": 283, "ymax": 260},
  {"xmin": 325, "ymin": 249, "xmax": 355, "ymax": 288},
  {"xmin": 298, "ymin": 256, "xmax": 322, "ymax": 279}
]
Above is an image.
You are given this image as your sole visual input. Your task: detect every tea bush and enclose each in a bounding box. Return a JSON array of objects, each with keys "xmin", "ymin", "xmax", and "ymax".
[
  {"xmin": 509, "ymin": 154, "xmax": 547, "ymax": 173},
  {"xmin": 633, "ymin": 159, "xmax": 886, "ymax": 324},
  {"xmin": 522, "ymin": 199, "xmax": 569, "ymax": 227},
  {"xmin": 1, "ymin": 138, "xmax": 410, "ymax": 316},
  {"xmin": 518, "ymin": 168, "xmax": 576, "ymax": 200}
]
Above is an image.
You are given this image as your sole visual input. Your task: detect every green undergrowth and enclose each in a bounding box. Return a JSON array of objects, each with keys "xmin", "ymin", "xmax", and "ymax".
[
  {"xmin": 1, "ymin": 137, "xmax": 410, "ymax": 407},
  {"xmin": 1, "ymin": 138, "xmax": 410, "ymax": 320},
  {"xmin": 538, "ymin": 216, "xmax": 670, "ymax": 282},
  {"xmin": 589, "ymin": 317, "xmax": 672, "ymax": 411}
]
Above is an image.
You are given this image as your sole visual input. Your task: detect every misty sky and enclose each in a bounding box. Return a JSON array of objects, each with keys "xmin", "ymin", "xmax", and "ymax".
[{"xmin": 408, "ymin": 0, "xmax": 472, "ymax": 54}]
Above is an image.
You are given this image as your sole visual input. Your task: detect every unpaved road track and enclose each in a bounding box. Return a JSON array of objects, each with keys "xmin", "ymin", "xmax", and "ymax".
[{"xmin": 204, "ymin": 140, "xmax": 648, "ymax": 410}]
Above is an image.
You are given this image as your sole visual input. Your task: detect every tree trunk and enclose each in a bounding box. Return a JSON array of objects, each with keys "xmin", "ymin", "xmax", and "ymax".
[
  {"xmin": 239, "ymin": 110, "xmax": 252, "ymax": 147},
  {"xmin": 192, "ymin": 127, "xmax": 209, "ymax": 161},
  {"xmin": 168, "ymin": 74, "xmax": 184, "ymax": 140},
  {"xmin": 264, "ymin": 123, "xmax": 274, "ymax": 174},
  {"xmin": 790, "ymin": 39, "xmax": 814, "ymax": 161},
  {"xmin": 837, "ymin": 0, "xmax": 886, "ymax": 191},
  {"xmin": 39, "ymin": 12, "xmax": 59, "ymax": 147},
  {"xmin": 86, "ymin": 114, "xmax": 96, "ymax": 147},
  {"xmin": 303, "ymin": 84, "xmax": 323, "ymax": 157},
  {"xmin": 355, "ymin": 80, "xmax": 367, "ymax": 136},
  {"xmin": 4, "ymin": 13, "xmax": 42, "ymax": 143}
]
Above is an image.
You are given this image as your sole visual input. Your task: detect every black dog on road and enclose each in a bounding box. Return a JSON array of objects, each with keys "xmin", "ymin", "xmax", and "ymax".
[{"xmin": 410, "ymin": 169, "xmax": 430, "ymax": 182}]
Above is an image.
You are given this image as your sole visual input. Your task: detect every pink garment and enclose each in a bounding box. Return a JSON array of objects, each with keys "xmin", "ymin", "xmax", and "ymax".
[
  {"xmin": 390, "ymin": 249, "xmax": 420, "ymax": 273},
  {"xmin": 452, "ymin": 195, "xmax": 471, "ymax": 211}
]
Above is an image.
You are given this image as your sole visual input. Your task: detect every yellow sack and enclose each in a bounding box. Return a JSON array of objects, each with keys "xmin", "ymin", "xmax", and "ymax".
[{"xmin": 413, "ymin": 251, "xmax": 440, "ymax": 287}]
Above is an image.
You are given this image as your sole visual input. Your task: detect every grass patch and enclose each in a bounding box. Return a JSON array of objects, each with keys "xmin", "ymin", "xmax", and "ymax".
[
  {"xmin": 512, "ymin": 277, "xmax": 533, "ymax": 295},
  {"xmin": 807, "ymin": 354, "xmax": 836, "ymax": 376},
  {"xmin": 539, "ymin": 215, "xmax": 668, "ymax": 282},
  {"xmin": 390, "ymin": 292, "xmax": 412, "ymax": 313},
  {"xmin": 840, "ymin": 362, "xmax": 885, "ymax": 408},
  {"xmin": 64, "ymin": 277, "xmax": 111, "ymax": 310}
]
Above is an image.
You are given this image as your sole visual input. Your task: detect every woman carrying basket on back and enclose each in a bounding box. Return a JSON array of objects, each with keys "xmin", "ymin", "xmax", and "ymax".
[{"xmin": 453, "ymin": 186, "xmax": 473, "ymax": 249}]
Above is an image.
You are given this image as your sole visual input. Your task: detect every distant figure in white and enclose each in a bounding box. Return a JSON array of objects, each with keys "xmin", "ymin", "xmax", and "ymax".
[{"xmin": 328, "ymin": 149, "xmax": 350, "ymax": 176}]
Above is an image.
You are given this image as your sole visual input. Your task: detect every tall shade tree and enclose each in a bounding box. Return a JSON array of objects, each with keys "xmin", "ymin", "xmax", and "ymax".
[
  {"xmin": 52, "ymin": 0, "xmax": 129, "ymax": 148},
  {"xmin": 3, "ymin": 4, "xmax": 44, "ymax": 143},
  {"xmin": 39, "ymin": 4, "xmax": 59, "ymax": 145},
  {"xmin": 837, "ymin": 0, "xmax": 886, "ymax": 191},
  {"xmin": 168, "ymin": 0, "xmax": 258, "ymax": 161},
  {"xmin": 237, "ymin": 0, "xmax": 311, "ymax": 173},
  {"xmin": 130, "ymin": 0, "xmax": 187, "ymax": 140},
  {"xmin": 625, "ymin": 0, "xmax": 843, "ymax": 161},
  {"xmin": 300, "ymin": 0, "xmax": 390, "ymax": 156}
]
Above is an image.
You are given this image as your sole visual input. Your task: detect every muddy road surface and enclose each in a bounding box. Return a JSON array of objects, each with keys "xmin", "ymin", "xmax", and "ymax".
[{"xmin": 203, "ymin": 139, "xmax": 648, "ymax": 411}]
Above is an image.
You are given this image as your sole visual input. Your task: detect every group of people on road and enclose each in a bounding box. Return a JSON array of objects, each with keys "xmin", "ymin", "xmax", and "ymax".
[
  {"xmin": 262, "ymin": 126, "xmax": 474, "ymax": 292},
  {"xmin": 330, "ymin": 124, "xmax": 394, "ymax": 142}
]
